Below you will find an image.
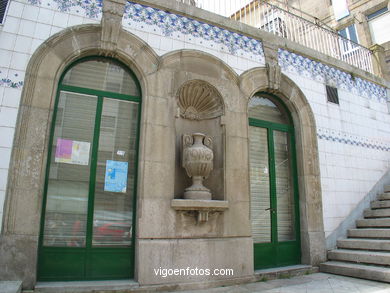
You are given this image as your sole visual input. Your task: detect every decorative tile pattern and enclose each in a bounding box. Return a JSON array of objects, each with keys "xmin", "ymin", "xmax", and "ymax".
[
  {"xmin": 279, "ymin": 49, "xmax": 388, "ymax": 103},
  {"xmin": 27, "ymin": 0, "xmax": 103, "ymax": 19},
  {"xmin": 123, "ymin": 2, "xmax": 264, "ymax": 61},
  {"xmin": 0, "ymin": 71, "xmax": 23, "ymax": 89},
  {"xmin": 317, "ymin": 128, "xmax": 390, "ymax": 152}
]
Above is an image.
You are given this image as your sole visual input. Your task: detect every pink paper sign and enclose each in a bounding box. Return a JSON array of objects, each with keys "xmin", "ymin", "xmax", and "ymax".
[
  {"xmin": 55, "ymin": 138, "xmax": 73, "ymax": 160},
  {"xmin": 55, "ymin": 138, "xmax": 90, "ymax": 165}
]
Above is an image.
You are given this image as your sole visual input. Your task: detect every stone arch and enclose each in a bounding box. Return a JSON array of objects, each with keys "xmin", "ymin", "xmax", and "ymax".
[
  {"xmin": 0, "ymin": 24, "xmax": 159, "ymax": 287},
  {"xmin": 239, "ymin": 67, "xmax": 326, "ymax": 266}
]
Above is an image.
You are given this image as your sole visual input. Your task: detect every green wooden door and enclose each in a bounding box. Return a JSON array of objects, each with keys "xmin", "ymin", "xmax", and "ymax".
[
  {"xmin": 249, "ymin": 94, "xmax": 300, "ymax": 270},
  {"xmin": 38, "ymin": 57, "xmax": 141, "ymax": 281}
]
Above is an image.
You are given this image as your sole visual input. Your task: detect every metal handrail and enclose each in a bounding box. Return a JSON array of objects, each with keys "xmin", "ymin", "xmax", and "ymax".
[{"xmin": 175, "ymin": 0, "xmax": 374, "ymax": 74}]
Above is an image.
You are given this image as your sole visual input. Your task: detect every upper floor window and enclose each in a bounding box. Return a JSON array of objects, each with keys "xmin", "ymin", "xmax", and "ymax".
[
  {"xmin": 338, "ymin": 24, "xmax": 359, "ymax": 44},
  {"xmin": 367, "ymin": 7, "xmax": 390, "ymax": 44},
  {"xmin": 338, "ymin": 24, "xmax": 359, "ymax": 54},
  {"xmin": 333, "ymin": 0, "xmax": 349, "ymax": 20},
  {"xmin": 0, "ymin": 0, "xmax": 9, "ymax": 24},
  {"xmin": 367, "ymin": 7, "xmax": 388, "ymax": 20}
]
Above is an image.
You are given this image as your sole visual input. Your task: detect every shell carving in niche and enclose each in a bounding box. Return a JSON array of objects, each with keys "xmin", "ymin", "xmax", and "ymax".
[{"xmin": 177, "ymin": 80, "xmax": 224, "ymax": 120}]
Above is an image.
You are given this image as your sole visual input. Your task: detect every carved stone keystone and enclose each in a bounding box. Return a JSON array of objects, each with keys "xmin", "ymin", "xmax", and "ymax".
[
  {"xmin": 182, "ymin": 133, "xmax": 213, "ymax": 200},
  {"xmin": 263, "ymin": 41, "xmax": 281, "ymax": 90},
  {"xmin": 101, "ymin": 0, "xmax": 127, "ymax": 52}
]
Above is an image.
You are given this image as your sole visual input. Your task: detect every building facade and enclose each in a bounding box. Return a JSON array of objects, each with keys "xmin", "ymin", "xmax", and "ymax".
[
  {"xmin": 0, "ymin": 0, "xmax": 389, "ymax": 290},
  {"xmin": 284, "ymin": 0, "xmax": 390, "ymax": 79}
]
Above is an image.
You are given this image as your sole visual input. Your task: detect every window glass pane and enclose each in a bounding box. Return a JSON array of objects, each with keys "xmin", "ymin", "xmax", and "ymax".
[
  {"xmin": 274, "ymin": 131, "xmax": 295, "ymax": 241},
  {"xmin": 92, "ymin": 99, "xmax": 139, "ymax": 246},
  {"xmin": 338, "ymin": 28, "xmax": 347, "ymax": 39},
  {"xmin": 62, "ymin": 59, "xmax": 140, "ymax": 96},
  {"xmin": 249, "ymin": 95, "xmax": 288, "ymax": 124},
  {"xmin": 367, "ymin": 7, "xmax": 388, "ymax": 20},
  {"xmin": 250, "ymin": 126, "xmax": 271, "ymax": 243},
  {"xmin": 348, "ymin": 25, "xmax": 358, "ymax": 43},
  {"xmin": 43, "ymin": 91, "xmax": 97, "ymax": 247}
]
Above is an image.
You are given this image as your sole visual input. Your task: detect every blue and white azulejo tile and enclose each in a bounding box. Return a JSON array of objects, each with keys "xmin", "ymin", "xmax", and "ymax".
[
  {"xmin": 279, "ymin": 49, "xmax": 388, "ymax": 103},
  {"xmin": 123, "ymin": 2, "xmax": 264, "ymax": 62}
]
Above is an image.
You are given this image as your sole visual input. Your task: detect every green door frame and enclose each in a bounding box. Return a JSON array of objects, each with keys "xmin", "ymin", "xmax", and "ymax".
[
  {"xmin": 249, "ymin": 95, "xmax": 301, "ymax": 270},
  {"xmin": 37, "ymin": 57, "xmax": 142, "ymax": 281}
]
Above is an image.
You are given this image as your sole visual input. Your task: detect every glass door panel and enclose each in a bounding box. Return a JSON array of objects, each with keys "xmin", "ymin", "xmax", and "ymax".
[
  {"xmin": 92, "ymin": 99, "xmax": 139, "ymax": 246},
  {"xmin": 274, "ymin": 130, "xmax": 295, "ymax": 241},
  {"xmin": 249, "ymin": 126, "xmax": 271, "ymax": 243},
  {"xmin": 43, "ymin": 91, "xmax": 97, "ymax": 247}
]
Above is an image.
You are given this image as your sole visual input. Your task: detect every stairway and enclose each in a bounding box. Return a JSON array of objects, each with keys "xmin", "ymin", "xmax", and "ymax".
[{"xmin": 320, "ymin": 185, "xmax": 390, "ymax": 283}]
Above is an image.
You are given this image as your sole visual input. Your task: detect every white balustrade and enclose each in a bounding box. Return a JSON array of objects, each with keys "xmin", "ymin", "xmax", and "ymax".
[{"xmin": 175, "ymin": 0, "xmax": 374, "ymax": 74}]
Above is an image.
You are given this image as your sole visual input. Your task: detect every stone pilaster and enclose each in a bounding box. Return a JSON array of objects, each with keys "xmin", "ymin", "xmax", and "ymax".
[{"xmin": 370, "ymin": 44, "xmax": 387, "ymax": 80}]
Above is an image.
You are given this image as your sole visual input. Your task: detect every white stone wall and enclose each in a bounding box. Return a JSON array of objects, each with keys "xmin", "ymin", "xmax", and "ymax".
[
  {"xmin": 280, "ymin": 63, "xmax": 390, "ymax": 237},
  {"xmin": 0, "ymin": 0, "xmax": 389, "ymax": 240},
  {"xmin": 0, "ymin": 0, "xmax": 101, "ymax": 228}
]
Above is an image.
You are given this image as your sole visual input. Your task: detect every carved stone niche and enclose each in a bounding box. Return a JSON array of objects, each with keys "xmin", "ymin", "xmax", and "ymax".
[{"xmin": 172, "ymin": 80, "xmax": 228, "ymax": 223}]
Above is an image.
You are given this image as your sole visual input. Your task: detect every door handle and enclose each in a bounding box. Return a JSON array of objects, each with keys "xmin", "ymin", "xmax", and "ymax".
[{"xmin": 265, "ymin": 208, "xmax": 276, "ymax": 213}]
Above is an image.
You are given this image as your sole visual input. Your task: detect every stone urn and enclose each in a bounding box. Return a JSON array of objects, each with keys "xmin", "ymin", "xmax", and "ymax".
[{"xmin": 182, "ymin": 133, "xmax": 213, "ymax": 200}]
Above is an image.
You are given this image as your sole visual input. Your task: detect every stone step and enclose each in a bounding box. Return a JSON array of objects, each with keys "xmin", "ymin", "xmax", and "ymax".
[
  {"xmin": 320, "ymin": 261, "xmax": 390, "ymax": 283},
  {"xmin": 0, "ymin": 281, "xmax": 22, "ymax": 293},
  {"xmin": 364, "ymin": 208, "xmax": 390, "ymax": 218},
  {"xmin": 337, "ymin": 238, "xmax": 390, "ymax": 251},
  {"xmin": 384, "ymin": 185, "xmax": 390, "ymax": 193},
  {"xmin": 371, "ymin": 200, "xmax": 390, "ymax": 209},
  {"xmin": 328, "ymin": 249, "xmax": 390, "ymax": 266},
  {"xmin": 378, "ymin": 193, "xmax": 390, "ymax": 200},
  {"xmin": 356, "ymin": 218, "xmax": 390, "ymax": 228},
  {"xmin": 348, "ymin": 228, "xmax": 390, "ymax": 239}
]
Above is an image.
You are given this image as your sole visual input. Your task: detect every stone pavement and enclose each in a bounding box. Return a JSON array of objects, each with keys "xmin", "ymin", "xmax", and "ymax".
[{"xmin": 169, "ymin": 273, "xmax": 390, "ymax": 293}]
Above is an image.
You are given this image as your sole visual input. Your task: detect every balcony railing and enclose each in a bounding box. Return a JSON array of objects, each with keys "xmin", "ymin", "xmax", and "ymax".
[{"xmin": 176, "ymin": 0, "xmax": 374, "ymax": 74}]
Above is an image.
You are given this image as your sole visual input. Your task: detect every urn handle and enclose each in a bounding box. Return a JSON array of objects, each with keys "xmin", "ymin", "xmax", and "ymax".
[
  {"xmin": 203, "ymin": 135, "xmax": 212, "ymax": 149},
  {"xmin": 182, "ymin": 134, "xmax": 193, "ymax": 148}
]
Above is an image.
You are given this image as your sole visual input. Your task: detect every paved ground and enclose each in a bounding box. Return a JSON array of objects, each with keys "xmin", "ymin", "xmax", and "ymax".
[{"xmin": 171, "ymin": 273, "xmax": 390, "ymax": 293}]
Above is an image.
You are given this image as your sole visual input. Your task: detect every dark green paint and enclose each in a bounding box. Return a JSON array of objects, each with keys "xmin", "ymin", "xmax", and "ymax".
[
  {"xmin": 37, "ymin": 56, "xmax": 142, "ymax": 281},
  {"xmin": 250, "ymin": 93, "xmax": 301, "ymax": 270}
]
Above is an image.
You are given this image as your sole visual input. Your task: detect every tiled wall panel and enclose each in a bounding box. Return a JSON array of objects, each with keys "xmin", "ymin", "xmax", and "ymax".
[
  {"xmin": 0, "ymin": 0, "xmax": 101, "ymax": 228},
  {"xmin": 280, "ymin": 52, "xmax": 390, "ymax": 237}
]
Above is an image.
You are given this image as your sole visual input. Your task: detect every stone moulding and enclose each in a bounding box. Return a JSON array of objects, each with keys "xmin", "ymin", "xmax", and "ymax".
[
  {"xmin": 177, "ymin": 80, "xmax": 224, "ymax": 120},
  {"xmin": 171, "ymin": 199, "xmax": 229, "ymax": 222}
]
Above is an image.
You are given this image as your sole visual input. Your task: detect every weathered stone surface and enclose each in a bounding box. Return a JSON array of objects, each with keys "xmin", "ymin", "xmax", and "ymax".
[
  {"xmin": 348, "ymin": 228, "xmax": 390, "ymax": 239},
  {"xmin": 337, "ymin": 239, "xmax": 390, "ymax": 251},
  {"xmin": 223, "ymin": 200, "xmax": 251, "ymax": 236},
  {"xmin": 136, "ymin": 237, "xmax": 253, "ymax": 285},
  {"xmin": 0, "ymin": 235, "xmax": 38, "ymax": 289},
  {"xmin": 371, "ymin": 200, "xmax": 390, "ymax": 209},
  {"xmin": 140, "ymin": 161, "xmax": 175, "ymax": 199},
  {"xmin": 328, "ymin": 249, "xmax": 390, "ymax": 266},
  {"xmin": 321, "ymin": 261, "xmax": 390, "ymax": 283},
  {"xmin": 364, "ymin": 208, "xmax": 390, "ymax": 218},
  {"xmin": 100, "ymin": 0, "xmax": 127, "ymax": 52},
  {"xmin": 223, "ymin": 111, "xmax": 248, "ymax": 138},
  {"xmin": 137, "ymin": 197, "xmax": 176, "ymax": 238},
  {"xmin": 143, "ymin": 124, "xmax": 175, "ymax": 163}
]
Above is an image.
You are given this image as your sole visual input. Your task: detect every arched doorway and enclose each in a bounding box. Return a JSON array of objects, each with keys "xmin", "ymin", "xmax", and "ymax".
[
  {"xmin": 249, "ymin": 92, "xmax": 301, "ymax": 270},
  {"xmin": 38, "ymin": 57, "xmax": 141, "ymax": 280}
]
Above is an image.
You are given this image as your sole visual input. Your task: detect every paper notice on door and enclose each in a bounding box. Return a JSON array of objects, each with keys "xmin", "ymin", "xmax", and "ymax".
[
  {"xmin": 104, "ymin": 160, "xmax": 128, "ymax": 193},
  {"xmin": 55, "ymin": 138, "xmax": 90, "ymax": 165}
]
